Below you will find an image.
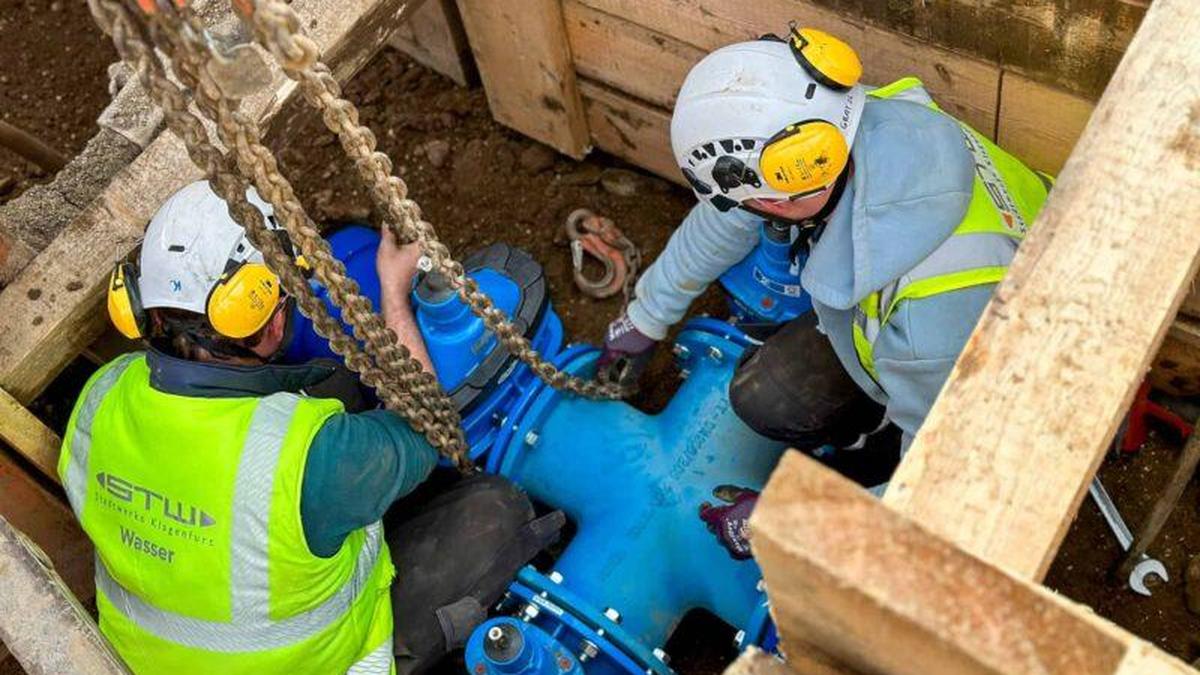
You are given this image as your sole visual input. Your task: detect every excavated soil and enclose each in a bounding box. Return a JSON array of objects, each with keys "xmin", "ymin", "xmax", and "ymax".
[{"xmin": 4, "ymin": 3, "xmax": 1200, "ymax": 672}]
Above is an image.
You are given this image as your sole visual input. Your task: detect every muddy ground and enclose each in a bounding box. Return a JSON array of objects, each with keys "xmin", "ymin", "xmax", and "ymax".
[{"xmin": 3, "ymin": 1, "xmax": 1200, "ymax": 672}]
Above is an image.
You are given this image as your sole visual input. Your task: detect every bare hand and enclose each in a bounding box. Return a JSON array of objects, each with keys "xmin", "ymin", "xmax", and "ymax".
[{"xmin": 376, "ymin": 225, "xmax": 424, "ymax": 302}]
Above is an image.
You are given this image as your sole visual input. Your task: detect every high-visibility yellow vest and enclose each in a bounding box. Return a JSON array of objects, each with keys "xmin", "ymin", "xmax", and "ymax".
[
  {"xmin": 851, "ymin": 77, "xmax": 1054, "ymax": 383},
  {"xmin": 59, "ymin": 353, "xmax": 396, "ymax": 674}
]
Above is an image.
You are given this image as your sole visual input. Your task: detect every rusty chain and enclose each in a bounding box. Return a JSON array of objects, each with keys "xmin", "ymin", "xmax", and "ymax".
[{"xmin": 87, "ymin": 0, "xmax": 627, "ymax": 470}]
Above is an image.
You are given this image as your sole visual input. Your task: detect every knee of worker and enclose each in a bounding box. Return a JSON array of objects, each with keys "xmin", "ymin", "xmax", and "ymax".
[
  {"xmin": 729, "ymin": 346, "xmax": 852, "ymax": 448},
  {"xmin": 447, "ymin": 474, "xmax": 537, "ymax": 539}
]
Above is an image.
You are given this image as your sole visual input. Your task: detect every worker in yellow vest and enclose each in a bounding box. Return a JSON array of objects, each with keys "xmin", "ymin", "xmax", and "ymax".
[
  {"xmin": 599, "ymin": 27, "xmax": 1052, "ymax": 559},
  {"xmin": 59, "ymin": 181, "xmax": 562, "ymax": 674}
]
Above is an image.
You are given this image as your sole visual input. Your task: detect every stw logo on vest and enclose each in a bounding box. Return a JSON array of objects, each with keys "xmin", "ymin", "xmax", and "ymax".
[{"xmin": 96, "ymin": 472, "xmax": 217, "ymax": 527}]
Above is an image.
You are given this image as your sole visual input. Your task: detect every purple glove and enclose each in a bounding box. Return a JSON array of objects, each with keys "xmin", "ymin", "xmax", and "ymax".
[
  {"xmin": 597, "ymin": 314, "xmax": 657, "ymax": 387},
  {"xmin": 698, "ymin": 485, "xmax": 759, "ymax": 561}
]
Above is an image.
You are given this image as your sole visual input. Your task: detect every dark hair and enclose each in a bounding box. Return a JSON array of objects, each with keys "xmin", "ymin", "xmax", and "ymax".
[{"xmin": 147, "ymin": 308, "xmax": 271, "ymax": 361}]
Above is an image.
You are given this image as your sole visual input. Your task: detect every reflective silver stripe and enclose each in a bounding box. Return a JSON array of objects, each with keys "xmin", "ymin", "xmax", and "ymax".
[
  {"xmin": 886, "ymin": 232, "xmax": 1018, "ymax": 309},
  {"xmin": 346, "ymin": 638, "xmax": 394, "ymax": 674},
  {"xmin": 98, "ymin": 391, "xmax": 386, "ymax": 653},
  {"xmin": 857, "ymin": 232, "xmax": 1018, "ymax": 355},
  {"xmin": 64, "ymin": 353, "xmax": 140, "ymax": 514},
  {"xmin": 230, "ymin": 395, "xmax": 298, "ymax": 623},
  {"xmin": 97, "ymin": 522, "xmax": 384, "ymax": 652}
]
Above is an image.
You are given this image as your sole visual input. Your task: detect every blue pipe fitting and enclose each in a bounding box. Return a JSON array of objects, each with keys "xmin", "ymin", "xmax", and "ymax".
[
  {"xmin": 483, "ymin": 319, "xmax": 787, "ymax": 669},
  {"xmin": 718, "ymin": 221, "xmax": 812, "ymax": 328}
]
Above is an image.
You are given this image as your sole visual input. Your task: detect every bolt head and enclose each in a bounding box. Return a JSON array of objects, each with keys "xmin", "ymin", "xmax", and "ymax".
[
  {"xmin": 522, "ymin": 604, "xmax": 540, "ymax": 621},
  {"xmin": 603, "ymin": 607, "xmax": 621, "ymax": 623},
  {"xmin": 524, "ymin": 430, "xmax": 539, "ymax": 446},
  {"xmin": 549, "ymin": 570, "xmax": 564, "ymax": 584},
  {"xmin": 734, "ymin": 629, "xmax": 746, "ymax": 646},
  {"xmin": 708, "ymin": 345, "xmax": 723, "ymax": 361},
  {"xmin": 652, "ymin": 648, "xmax": 669, "ymax": 664}
]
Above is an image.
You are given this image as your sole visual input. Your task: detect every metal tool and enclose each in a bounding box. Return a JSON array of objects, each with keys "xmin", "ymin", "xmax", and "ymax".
[{"xmin": 1088, "ymin": 477, "xmax": 1169, "ymax": 596}]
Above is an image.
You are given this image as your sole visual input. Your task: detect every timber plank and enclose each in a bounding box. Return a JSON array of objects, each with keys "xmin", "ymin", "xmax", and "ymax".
[
  {"xmin": 0, "ymin": 387, "xmax": 61, "ymax": 482},
  {"xmin": 0, "ymin": 0, "xmax": 421, "ymax": 405},
  {"xmin": 455, "ymin": 0, "xmax": 590, "ymax": 158},
  {"xmin": 747, "ymin": 452, "xmax": 1192, "ymax": 675},
  {"xmin": 389, "ymin": 0, "xmax": 474, "ymax": 87},
  {"xmin": 996, "ymin": 70, "xmax": 1096, "ymax": 175},
  {"xmin": 0, "ymin": 516, "xmax": 127, "ymax": 675},
  {"xmin": 564, "ymin": 1, "xmax": 704, "ymax": 110},
  {"xmin": 0, "ymin": 449, "xmax": 92, "ymax": 605},
  {"xmin": 579, "ymin": 80, "xmax": 682, "ymax": 186},
  {"xmin": 882, "ymin": 0, "xmax": 1200, "ymax": 581},
  {"xmin": 574, "ymin": 0, "xmax": 1000, "ymax": 136}
]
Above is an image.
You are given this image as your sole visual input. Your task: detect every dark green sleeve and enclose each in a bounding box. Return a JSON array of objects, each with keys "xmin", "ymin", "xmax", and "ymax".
[{"xmin": 300, "ymin": 409, "xmax": 438, "ymax": 557}]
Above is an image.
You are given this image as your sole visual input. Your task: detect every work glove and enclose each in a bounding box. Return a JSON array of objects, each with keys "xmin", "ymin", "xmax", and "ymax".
[
  {"xmin": 597, "ymin": 314, "xmax": 656, "ymax": 388},
  {"xmin": 698, "ymin": 485, "xmax": 759, "ymax": 561}
]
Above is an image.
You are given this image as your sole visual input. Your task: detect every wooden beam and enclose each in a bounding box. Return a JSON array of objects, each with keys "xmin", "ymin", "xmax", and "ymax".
[
  {"xmin": 0, "ymin": 449, "xmax": 92, "ymax": 604},
  {"xmin": 455, "ymin": 0, "xmax": 590, "ymax": 158},
  {"xmin": 574, "ymin": 0, "xmax": 1001, "ymax": 137},
  {"xmin": 0, "ymin": 515, "xmax": 127, "ymax": 675},
  {"xmin": 882, "ymin": 0, "xmax": 1200, "ymax": 581},
  {"xmin": 749, "ymin": 452, "xmax": 1193, "ymax": 675},
  {"xmin": 579, "ymin": 79, "xmax": 682, "ymax": 186},
  {"xmin": 0, "ymin": 0, "xmax": 421, "ymax": 405},
  {"xmin": 0, "ymin": 387, "xmax": 61, "ymax": 482},
  {"xmin": 564, "ymin": 1, "xmax": 704, "ymax": 110},
  {"xmin": 388, "ymin": 0, "xmax": 475, "ymax": 87},
  {"xmin": 996, "ymin": 70, "xmax": 1096, "ymax": 175}
]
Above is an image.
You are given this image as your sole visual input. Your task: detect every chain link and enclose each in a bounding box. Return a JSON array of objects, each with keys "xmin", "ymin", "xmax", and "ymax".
[{"xmin": 87, "ymin": 0, "xmax": 628, "ymax": 471}]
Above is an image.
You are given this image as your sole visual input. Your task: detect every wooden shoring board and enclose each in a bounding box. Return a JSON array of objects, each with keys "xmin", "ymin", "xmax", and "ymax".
[
  {"xmin": 996, "ymin": 70, "xmax": 1097, "ymax": 176},
  {"xmin": 454, "ymin": 0, "xmax": 590, "ymax": 158},
  {"xmin": 0, "ymin": 515, "xmax": 127, "ymax": 675},
  {"xmin": 572, "ymin": 0, "xmax": 1001, "ymax": 139},
  {"xmin": 0, "ymin": 448, "xmax": 93, "ymax": 605},
  {"xmin": 880, "ymin": 0, "xmax": 1200, "ymax": 581},
  {"xmin": 0, "ymin": 0, "xmax": 421, "ymax": 406},
  {"xmin": 746, "ymin": 452, "xmax": 1193, "ymax": 675},
  {"xmin": 0, "ymin": 387, "xmax": 61, "ymax": 482},
  {"xmin": 388, "ymin": 0, "xmax": 475, "ymax": 87}
]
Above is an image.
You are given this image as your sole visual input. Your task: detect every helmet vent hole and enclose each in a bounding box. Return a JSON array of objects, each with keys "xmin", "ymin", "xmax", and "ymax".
[
  {"xmin": 168, "ymin": 244, "xmax": 185, "ymax": 253},
  {"xmin": 805, "ymin": 83, "xmax": 817, "ymax": 99}
]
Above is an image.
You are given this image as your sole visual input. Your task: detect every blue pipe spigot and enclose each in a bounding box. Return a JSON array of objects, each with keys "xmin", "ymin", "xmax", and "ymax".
[{"xmin": 719, "ymin": 221, "xmax": 812, "ymax": 328}]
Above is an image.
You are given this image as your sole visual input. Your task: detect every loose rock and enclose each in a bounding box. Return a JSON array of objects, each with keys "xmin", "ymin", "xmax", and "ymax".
[
  {"xmin": 519, "ymin": 143, "xmax": 557, "ymax": 174},
  {"xmin": 421, "ymin": 139, "xmax": 451, "ymax": 169},
  {"xmin": 600, "ymin": 168, "xmax": 642, "ymax": 197},
  {"xmin": 560, "ymin": 164, "xmax": 603, "ymax": 186}
]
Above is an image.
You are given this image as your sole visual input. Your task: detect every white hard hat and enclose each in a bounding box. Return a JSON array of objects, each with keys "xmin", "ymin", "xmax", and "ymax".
[
  {"xmin": 138, "ymin": 180, "xmax": 280, "ymax": 313},
  {"xmin": 670, "ymin": 38, "xmax": 866, "ymax": 210}
]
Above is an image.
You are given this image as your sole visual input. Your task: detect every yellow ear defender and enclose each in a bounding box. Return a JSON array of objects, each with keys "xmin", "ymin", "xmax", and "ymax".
[
  {"xmin": 206, "ymin": 261, "xmax": 283, "ymax": 339},
  {"xmin": 755, "ymin": 26, "xmax": 862, "ymax": 196},
  {"xmin": 788, "ymin": 25, "xmax": 862, "ymax": 91},
  {"xmin": 759, "ymin": 120, "xmax": 851, "ymax": 195},
  {"xmin": 108, "ymin": 262, "xmax": 148, "ymax": 340}
]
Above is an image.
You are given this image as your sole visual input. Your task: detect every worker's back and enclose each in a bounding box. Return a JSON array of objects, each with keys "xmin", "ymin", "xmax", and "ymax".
[{"xmin": 59, "ymin": 352, "xmax": 397, "ymax": 674}]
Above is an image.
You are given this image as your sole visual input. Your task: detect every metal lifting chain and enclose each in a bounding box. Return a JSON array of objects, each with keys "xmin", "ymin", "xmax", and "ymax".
[{"xmin": 87, "ymin": 0, "xmax": 627, "ymax": 471}]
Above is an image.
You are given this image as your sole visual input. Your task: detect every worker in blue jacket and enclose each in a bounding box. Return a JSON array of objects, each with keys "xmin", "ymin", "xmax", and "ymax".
[
  {"xmin": 601, "ymin": 29, "xmax": 1051, "ymax": 559},
  {"xmin": 63, "ymin": 180, "xmax": 560, "ymax": 674}
]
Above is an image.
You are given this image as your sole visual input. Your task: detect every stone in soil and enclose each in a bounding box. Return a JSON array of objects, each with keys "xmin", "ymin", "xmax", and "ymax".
[
  {"xmin": 519, "ymin": 143, "xmax": 557, "ymax": 174},
  {"xmin": 420, "ymin": 139, "xmax": 451, "ymax": 169},
  {"xmin": 600, "ymin": 168, "xmax": 642, "ymax": 197},
  {"xmin": 1186, "ymin": 554, "xmax": 1200, "ymax": 615}
]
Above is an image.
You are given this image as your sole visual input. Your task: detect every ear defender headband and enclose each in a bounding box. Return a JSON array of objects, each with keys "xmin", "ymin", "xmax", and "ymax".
[{"xmin": 758, "ymin": 26, "xmax": 863, "ymax": 196}]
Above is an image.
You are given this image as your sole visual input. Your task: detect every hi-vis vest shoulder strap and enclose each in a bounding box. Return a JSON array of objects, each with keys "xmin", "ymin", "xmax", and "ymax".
[
  {"xmin": 851, "ymin": 77, "xmax": 1053, "ymax": 384},
  {"xmin": 59, "ymin": 353, "xmax": 396, "ymax": 674}
]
